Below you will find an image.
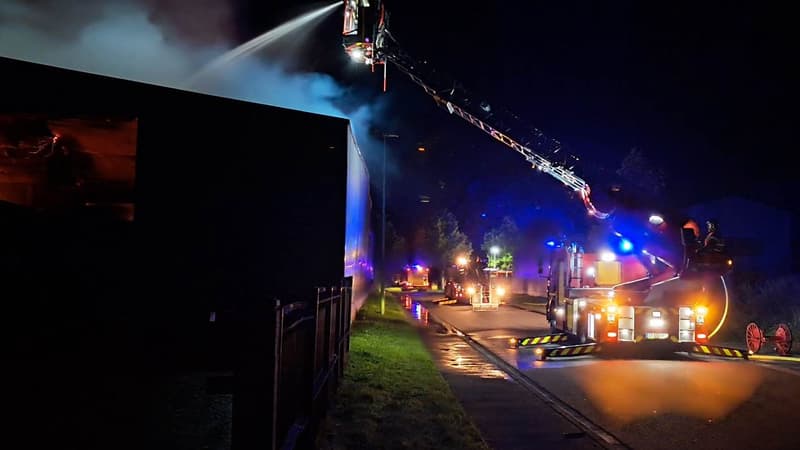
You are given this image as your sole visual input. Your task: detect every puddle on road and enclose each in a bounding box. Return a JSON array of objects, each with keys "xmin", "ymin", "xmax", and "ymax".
[
  {"xmin": 401, "ymin": 294, "xmax": 508, "ymax": 380},
  {"xmin": 440, "ymin": 341, "xmax": 509, "ymax": 379},
  {"xmin": 401, "ymin": 294, "xmax": 429, "ymax": 326}
]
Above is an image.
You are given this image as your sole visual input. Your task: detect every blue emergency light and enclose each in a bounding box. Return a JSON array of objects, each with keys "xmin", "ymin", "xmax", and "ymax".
[{"xmin": 619, "ymin": 238, "xmax": 633, "ymax": 253}]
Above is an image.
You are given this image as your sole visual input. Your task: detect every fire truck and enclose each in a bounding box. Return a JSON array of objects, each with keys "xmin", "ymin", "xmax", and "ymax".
[
  {"xmin": 489, "ymin": 269, "xmax": 513, "ymax": 302},
  {"xmin": 400, "ymin": 264, "xmax": 430, "ymax": 291},
  {"xmin": 469, "ymin": 268, "xmax": 511, "ymax": 311},
  {"xmin": 341, "ymin": 1, "xmax": 744, "ymax": 357},
  {"xmin": 444, "ymin": 259, "xmax": 508, "ymax": 310},
  {"xmin": 443, "ymin": 265, "xmax": 466, "ymax": 301},
  {"xmin": 540, "ymin": 226, "xmax": 732, "ymax": 346}
]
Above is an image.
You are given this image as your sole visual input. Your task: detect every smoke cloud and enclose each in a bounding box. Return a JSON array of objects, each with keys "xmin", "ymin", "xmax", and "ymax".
[{"xmin": 0, "ymin": 0, "xmax": 386, "ymax": 173}]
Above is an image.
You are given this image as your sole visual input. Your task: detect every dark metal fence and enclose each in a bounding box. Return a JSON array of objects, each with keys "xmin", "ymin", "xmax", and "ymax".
[{"xmin": 226, "ymin": 279, "xmax": 353, "ymax": 450}]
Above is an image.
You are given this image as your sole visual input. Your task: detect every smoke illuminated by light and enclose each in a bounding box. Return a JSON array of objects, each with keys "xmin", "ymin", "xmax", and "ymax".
[{"xmin": 0, "ymin": 0, "xmax": 388, "ymax": 171}]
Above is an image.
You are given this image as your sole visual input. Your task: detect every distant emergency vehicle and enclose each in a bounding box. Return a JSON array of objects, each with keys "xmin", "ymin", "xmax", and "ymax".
[{"xmin": 401, "ymin": 264, "xmax": 430, "ymax": 291}]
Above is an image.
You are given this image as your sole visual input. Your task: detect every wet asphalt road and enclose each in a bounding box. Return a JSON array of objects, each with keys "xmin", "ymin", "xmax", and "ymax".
[{"xmin": 407, "ymin": 291, "xmax": 800, "ymax": 450}]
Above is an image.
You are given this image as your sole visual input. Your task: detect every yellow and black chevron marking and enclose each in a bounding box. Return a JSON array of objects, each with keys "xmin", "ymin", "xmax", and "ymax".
[
  {"xmin": 517, "ymin": 333, "xmax": 570, "ymax": 347},
  {"xmin": 544, "ymin": 344, "xmax": 601, "ymax": 358},
  {"xmin": 438, "ymin": 299, "xmax": 458, "ymax": 305},
  {"xmin": 689, "ymin": 344, "xmax": 747, "ymax": 359}
]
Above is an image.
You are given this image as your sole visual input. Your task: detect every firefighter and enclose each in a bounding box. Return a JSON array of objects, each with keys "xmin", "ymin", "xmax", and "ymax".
[{"xmin": 701, "ymin": 219, "xmax": 725, "ymax": 253}]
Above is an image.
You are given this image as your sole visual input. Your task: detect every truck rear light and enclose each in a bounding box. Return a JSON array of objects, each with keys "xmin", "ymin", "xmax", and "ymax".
[
  {"xmin": 606, "ymin": 311, "xmax": 620, "ymax": 342},
  {"xmin": 697, "ymin": 333, "xmax": 707, "ymax": 340}
]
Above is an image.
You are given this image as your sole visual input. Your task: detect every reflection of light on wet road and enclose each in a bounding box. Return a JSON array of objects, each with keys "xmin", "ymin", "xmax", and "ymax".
[
  {"xmin": 569, "ymin": 360, "xmax": 764, "ymax": 424},
  {"xmin": 444, "ymin": 342, "xmax": 509, "ymax": 379},
  {"xmin": 520, "ymin": 358, "xmax": 597, "ymax": 370},
  {"xmin": 410, "ymin": 302, "xmax": 429, "ymax": 326},
  {"xmin": 405, "ymin": 297, "xmax": 429, "ymax": 326}
]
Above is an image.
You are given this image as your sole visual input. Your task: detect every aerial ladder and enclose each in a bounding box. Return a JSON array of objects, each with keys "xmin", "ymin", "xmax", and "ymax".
[{"xmin": 342, "ymin": 0, "xmax": 609, "ymax": 220}]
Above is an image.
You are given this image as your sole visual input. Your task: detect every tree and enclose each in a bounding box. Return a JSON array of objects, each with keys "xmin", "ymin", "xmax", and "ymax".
[
  {"xmin": 481, "ymin": 216, "xmax": 521, "ymax": 271},
  {"xmin": 431, "ymin": 210, "xmax": 473, "ymax": 270}
]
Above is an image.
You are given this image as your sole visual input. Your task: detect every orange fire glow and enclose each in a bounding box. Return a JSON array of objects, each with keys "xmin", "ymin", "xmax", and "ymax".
[{"xmin": 569, "ymin": 360, "xmax": 764, "ymax": 425}]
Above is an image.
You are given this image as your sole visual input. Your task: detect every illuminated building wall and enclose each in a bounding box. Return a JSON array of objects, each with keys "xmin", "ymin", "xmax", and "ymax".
[{"xmin": 344, "ymin": 124, "xmax": 373, "ymax": 316}]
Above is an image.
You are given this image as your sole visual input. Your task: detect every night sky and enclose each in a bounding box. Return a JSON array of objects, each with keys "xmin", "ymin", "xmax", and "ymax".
[
  {"xmin": 1, "ymin": 0, "xmax": 796, "ymax": 246},
  {"xmin": 239, "ymin": 1, "xmax": 798, "ymax": 242}
]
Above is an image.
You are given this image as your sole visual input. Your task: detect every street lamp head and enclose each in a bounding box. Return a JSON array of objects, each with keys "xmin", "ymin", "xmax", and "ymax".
[
  {"xmin": 648, "ymin": 214, "xmax": 665, "ymax": 226},
  {"xmin": 490, "ymin": 246, "xmax": 500, "ymax": 255},
  {"xmin": 456, "ymin": 256, "xmax": 468, "ymax": 266}
]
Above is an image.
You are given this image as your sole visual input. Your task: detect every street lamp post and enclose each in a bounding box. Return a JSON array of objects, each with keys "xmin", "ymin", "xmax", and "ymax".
[
  {"xmin": 490, "ymin": 245, "xmax": 500, "ymax": 268},
  {"xmin": 381, "ymin": 133, "xmax": 399, "ymax": 315}
]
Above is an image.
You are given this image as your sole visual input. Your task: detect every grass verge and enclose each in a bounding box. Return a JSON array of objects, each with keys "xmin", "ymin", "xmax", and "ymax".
[{"xmin": 316, "ymin": 294, "xmax": 489, "ymax": 450}]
